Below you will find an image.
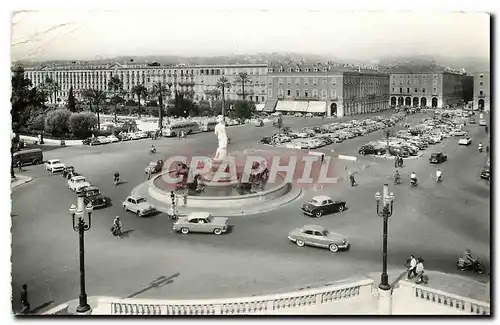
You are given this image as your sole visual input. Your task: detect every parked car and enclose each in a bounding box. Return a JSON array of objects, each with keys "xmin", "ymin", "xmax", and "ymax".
[
  {"xmin": 122, "ymin": 195, "xmax": 156, "ymax": 217},
  {"xmin": 62, "ymin": 166, "xmax": 76, "ymax": 179},
  {"xmin": 294, "ymin": 113, "xmax": 303, "ymax": 117},
  {"xmin": 300, "ymin": 195, "xmax": 347, "ymax": 218},
  {"xmin": 452, "ymin": 130, "xmax": 468, "ymax": 137},
  {"xmin": 145, "ymin": 160, "xmax": 164, "ymax": 174},
  {"xmin": 387, "ymin": 146, "xmax": 410, "ymax": 158},
  {"xmin": 479, "ymin": 120, "xmax": 487, "ymax": 126},
  {"xmin": 107, "ymin": 135, "xmax": 120, "ymax": 143},
  {"xmin": 287, "ymin": 225, "xmax": 350, "ymax": 253},
  {"xmin": 468, "ymin": 118, "xmax": 476, "ymax": 124},
  {"xmin": 89, "ymin": 138, "xmax": 101, "ymax": 146},
  {"xmin": 67, "ymin": 175, "xmax": 91, "ymax": 194},
  {"xmin": 260, "ymin": 137, "xmax": 272, "ymax": 144},
  {"xmin": 131, "ymin": 133, "xmax": 142, "ymax": 140},
  {"xmin": 429, "ymin": 152, "xmax": 448, "ymax": 164},
  {"xmin": 305, "ymin": 113, "xmax": 313, "ymax": 118},
  {"xmin": 82, "ymin": 185, "xmax": 108, "ymax": 208},
  {"xmin": 458, "ymin": 137, "xmax": 472, "ymax": 146},
  {"xmin": 45, "ymin": 159, "xmax": 65, "ymax": 173},
  {"xmin": 97, "ymin": 136, "xmax": 111, "ymax": 144},
  {"xmin": 173, "ymin": 212, "xmax": 229, "ymax": 235},
  {"xmin": 480, "ymin": 164, "xmax": 490, "ymax": 180},
  {"xmin": 358, "ymin": 144, "xmax": 386, "ymax": 156}
]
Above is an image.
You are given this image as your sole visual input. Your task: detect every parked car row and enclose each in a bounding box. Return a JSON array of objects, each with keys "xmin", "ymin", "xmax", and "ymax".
[{"xmin": 82, "ymin": 131, "xmax": 151, "ymax": 146}]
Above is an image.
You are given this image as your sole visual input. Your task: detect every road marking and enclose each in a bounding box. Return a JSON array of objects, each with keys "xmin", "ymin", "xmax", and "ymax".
[{"xmin": 338, "ymin": 155, "xmax": 357, "ymax": 161}]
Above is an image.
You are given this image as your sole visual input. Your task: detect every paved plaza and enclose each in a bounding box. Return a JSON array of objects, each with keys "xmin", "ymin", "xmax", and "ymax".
[{"xmin": 11, "ymin": 111, "xmax": 490, "ymax": 313}]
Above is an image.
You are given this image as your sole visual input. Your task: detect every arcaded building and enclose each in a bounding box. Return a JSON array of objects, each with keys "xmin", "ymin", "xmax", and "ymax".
[
  {"xmin": 388, "ymin": 67, "xmax": 468, "ymax": 108},
  {"xmin": 23, "ymin": 62, "xmax": 268, "ymax": 104},
  {"xmin": 473, "ymin": 71, "xmax": 490, "ymax": 111},
  {"xmin": 263, "ymin": 62, "xmax": 390, "ymax": 117}
]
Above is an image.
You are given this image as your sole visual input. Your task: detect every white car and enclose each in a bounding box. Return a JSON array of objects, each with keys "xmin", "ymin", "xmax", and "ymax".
[
  {"xmin": 479, "ymin": 120, "xmax": 487, "ymax": 126},
  {"xmin": 458, "ymin": 137, "xmax": 472, "ymax": 146},
  {"xmin": 295, "ymin": 132, "xmax": 311, "ymax": 138},
  {"xmin": 122, "ymin": 195, "xmax": 156, "ymax": 217},
  {"xmin": 107, "ymin": 135, "xmax": 120, "ymax": 143},
  {"xmin": 97, "ymin": 136, "xmax": 111, "ymax": 144},
  {"xmin": 68, "ymin": 175, "xmax": 91, "ymax": 193},
  {"xmin": 131, "ymin": 132, "xmax": 142, "ymax": 140},
  {"xmin": 45, "ymin": 159, "xmax": 65, "ymax": 173}
]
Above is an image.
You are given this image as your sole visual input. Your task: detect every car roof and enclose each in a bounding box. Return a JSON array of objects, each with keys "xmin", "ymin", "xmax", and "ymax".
[
  {"xmin": 311, "ymin": 195, "xmax": 332, "ymax": 202},
  {"xmin": 188, "ymin": 212, "xmax": 211, "ymax": 220},
  {"xmin": 49, "ymin": 159, "xmax": 61, "ymax": 162},
  {"xmin": 86, "ymin": 185, "xmax": 99, "ymax": 190},
  {"xmin": 302, "ymin": 224, "xmax": 327, "ymax": 232},
  {"xmin": 129, "ymin": 195, "xmax": 145, "ymax": 200},
  {"xmin": 72, "ymin": 175, "xmax": 86, "ymax": 180}
]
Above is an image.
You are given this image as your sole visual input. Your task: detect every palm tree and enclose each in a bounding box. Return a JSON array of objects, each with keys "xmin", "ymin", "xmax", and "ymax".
[
  {"xmin": 131, "ymin": 84, "xmax": 148, "ymax": 118},
  {"xmin": 91, "ymin": 90, "xmax": 107, "ymax": 130},
  {"xmin": 216, "ymin": 77, "xmax": 231, "ymax": 117},
  {"xmin": 235, "ymin": 72, "xmax": 251, "ymax": 100},
  {"xmin": 150, "ymin": 82, "xmax": 171, "ymax": 129},
  {"xmin": 81, "ymin": 89, "xmax": 94, "ymax": 111},
  {"xmin": 42, "ymin": 77, "xmax": 60, "ymax": 104},
  {"xmin": 107, "ymin": 76, "xmax": 124, "ymax": 124}
]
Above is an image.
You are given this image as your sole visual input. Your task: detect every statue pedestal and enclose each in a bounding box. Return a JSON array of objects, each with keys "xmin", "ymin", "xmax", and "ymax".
[{"xmin": 201, "ymin": 158, "xmax": 239, "ymax": 186}]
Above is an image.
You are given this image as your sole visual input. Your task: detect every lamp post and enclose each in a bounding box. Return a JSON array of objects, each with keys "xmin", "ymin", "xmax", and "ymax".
[
  {"xmin": 374, "ymin": 184, "xmax": 395, "ymax": 291},
  {"xmin": 69, "ymin": 196, "xmax": 93, "ymax": 314}
]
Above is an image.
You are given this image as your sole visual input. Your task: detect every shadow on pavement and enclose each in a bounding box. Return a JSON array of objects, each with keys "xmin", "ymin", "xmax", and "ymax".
[
  {"xmin": 121, "ymin": 229, "xmax": 135, "ymax": 237},
  {"xmin": 127, "ymin": 273, "xmax": 180, "ymax": 298}
]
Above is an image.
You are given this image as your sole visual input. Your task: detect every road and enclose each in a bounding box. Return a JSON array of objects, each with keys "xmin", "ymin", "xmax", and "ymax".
[{"xmin": 11, "ymin": 110, "xmax": 490, "ymax": 312}]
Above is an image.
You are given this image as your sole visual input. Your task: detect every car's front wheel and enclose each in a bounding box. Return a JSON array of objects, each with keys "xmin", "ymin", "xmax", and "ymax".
[
  {"xmin": 213, "ymin": 228, "xmax": 222, "ymax": 235},
  {"xmin": 296, "ymin": 239, "xmax": 305, "ymax": 247},
  {"xmin": 181, "ymin": 227, "xmax": 189, "ymax": 235},
  {"xmin": 329, "ymin": 244, "xmax": 339, "ymax": 253},
  {"xmin": 338, "ymin": 205, "xmax": 345, "ymax": 212},
  {"xmin": 315, "ymin": 210, "xmax": 323, "ymax": 218}
]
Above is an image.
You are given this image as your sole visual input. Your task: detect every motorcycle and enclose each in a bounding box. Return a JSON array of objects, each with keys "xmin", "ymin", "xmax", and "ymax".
[
  {"xmin": 410, "ymin": 178, "xmax": 418, "ymax": 187},
  {"xmin": 457, "ymin": 258, "xmax": 485, "ymax": 274},
  {"xmin": 114, "ymin": 176, "xmax": 120, "ymax": 187},
  {"xmin": 478, "ymin": 146, "xmax": 483, "ymax": 153},
  {"xmin": 110, "ymin": 225, "xmax": 123, "ymax": 238},
  {"xmin": 436, "ymin": 175, "xmax": 443, "ymax": 183}
]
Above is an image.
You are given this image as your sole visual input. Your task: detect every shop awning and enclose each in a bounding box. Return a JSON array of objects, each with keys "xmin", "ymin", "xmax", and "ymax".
[
  {"xmin": 255, "ymin": 104, "xmax": 265, "ymax": 112},
  {"xmin": 307, "ymin": 101, "xmax": 327, "ymax": 113},
  {"xmin": 294, "ymin": 101, "xmax": 309, "ymax": 112},
  {"xmin": 263, "ymin": 99, "xmax": 278, "ymax": 113},
  {"xmin": 276, "ymin": 101, "xmax": 295, "ymax": 111}
]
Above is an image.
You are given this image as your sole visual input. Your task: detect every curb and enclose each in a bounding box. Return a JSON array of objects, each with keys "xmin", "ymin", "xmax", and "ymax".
[{"xmin": 11, "ymin": 176, "xmax": 33, "ymax": 189}]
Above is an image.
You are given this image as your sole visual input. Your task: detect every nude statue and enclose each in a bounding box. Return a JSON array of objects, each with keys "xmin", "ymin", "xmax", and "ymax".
[{"xmin": 214, "ymin": 115, "xmax": 228, "ymax": 160}]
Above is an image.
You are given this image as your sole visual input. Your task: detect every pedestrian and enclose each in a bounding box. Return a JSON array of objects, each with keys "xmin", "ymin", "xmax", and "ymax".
[
  {"xmin": 182, "ymin": 191, "xmax": 188, "ymax": 207},
  {"xmin": 147, "ymin": 168, "xmax": 152, "ymax": 180},
  {"xmin": 407, "ymin": 255, "xmax": 418, "ymax": 279},
  {"xmin": 349, "ymin": 171, "xmax": 356, "ymax": 187},
  {"xmin": 399, "ymin": 156, "xmax": 404, "ymax": 168},
  {"xmin": 321, "ymin": 154, "xmax": 325, "ymax": 163},
  {"xmin": 394, "ymin": 155, "xmax": 399, "ymax": 168},
  {"xmin": 20, "ymin": 284, "xmax": 30, "ymax": 314},
  {"xmin": 170, "ymin": 191, "xmax": 176, "ymax": 206},
  {"xmin": 17, "ymin": 160, "xmax": 22, "ymax": 172}
]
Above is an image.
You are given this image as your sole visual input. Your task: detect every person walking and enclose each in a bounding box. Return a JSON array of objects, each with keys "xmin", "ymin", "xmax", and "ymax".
[
  {"xmin": 321, "ymin": 154, "xmax": 325, "ymax": 163},
  {"xmin": 147, "ymin": 167, "xmax": 152, "ymax": 180},
  {"xmin": 20, "ymin": 284, "xmax": 30, "ymax": 314},
  {"xmin": 407, "ymin": 255, "xmax": 418, "ymax": 279},
  {"xmin": 182, "ymin": 191, "xmax": 188, "ymax": 207},
  {"xmin": 349, "ymin": 171, "xmax": 357, "ymax": 187},
  {"xmin": 394, "ymin": 155, "xmax": 399, "ymax": 168}
]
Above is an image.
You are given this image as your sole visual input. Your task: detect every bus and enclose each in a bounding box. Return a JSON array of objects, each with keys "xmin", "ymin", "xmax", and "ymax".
[
  {"xmin": 163, "ymin": 121, "xmax": 200, "ymax": 137},
  {"xmin": 200, "ymin": 120, "xmax": 218, "ymax": 132}
]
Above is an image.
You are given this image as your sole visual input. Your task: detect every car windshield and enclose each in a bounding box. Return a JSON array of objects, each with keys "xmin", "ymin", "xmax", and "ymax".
[
  {"xmin": 206, "ymin": 216, "xmax": 213, "ymax": 223},
  {"xmin": 52, "ymin": 160, "xmax": 61, "ymax": 164},
  {"xmin": 309, "ymin": 199, "xmax": 320, "ymax": 205},
  {"xmin": 75, "ymin": 178, "xmax": 85, "ymax": 183},
  {"xmin": 87, "ymin": 190, "xmax": 99, "ymax": 196},
  {"xmin": 136, "ymin": 198, "xmax": 147, "ymax": 204},
  {"xmin": 322, "ymin": 230, "xmax": 330, "ymax": 236}
]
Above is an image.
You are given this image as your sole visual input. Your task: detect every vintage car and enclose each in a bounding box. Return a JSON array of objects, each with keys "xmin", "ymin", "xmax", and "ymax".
[
  {"xmin": 358, "ymin": 144, "xmax": 386, "ymax": 156},
  {"xmin": 45, "ymin": 159, "xmax": 65, "ymax": 173},
  {"xmin": 479, "ymin": 120, "xmax": 487, "ymax": 126},
  {"xmin": 429, "ymin": 152, "xmax": 448, "ymax": 164},
  {"xmin": 82, "ymin": 185, "xmax": 108, "ymax": 208},
  {"xmin": 89, "ymin": 138, "xmax": 101, "ymax": 146},
  {"xmin": 67, "ymin": 175, "xmax": 91, "ymax": 194},
  {"xmin": 107, "ymin": 135, "xmax": 120, "ymax": 143},
  {"xmin": 468, "ymin": 118, "xmax": 476, "ymax": 124},
  {"xmin": 480, "ymin": 165, "xmax": 490, "ymax": 180},
  {"xmin": 97, "ymin": 136, "xmax": 111, "ymax": 144},
  {"xmin": 301, "ymin": 195, "xmax": 347, "ymax": 218},
  {"xmin": 145, "ymin": 160, "xmax": 164, "ymax": 174},
  {"xmin": 287, "ymin": 224, "xmax": 350, "ymax": 253},
  {"xmin": 260, "ymin": 137, "xmax": 272, "ymax": 144},
  {"xmin": 458, "ymin": 137, "xmax": 472, "ymax": 146},
  {"xmin": 452, "ymin": 130, "xmax": 468, "ymax": 137},
  {"xmin": 122, "ymin": 195, "xmax": 156, "ymax": 217},
  {"xmin": 173, "ymin": 212, "xmax": 229, "ymax": 235}
]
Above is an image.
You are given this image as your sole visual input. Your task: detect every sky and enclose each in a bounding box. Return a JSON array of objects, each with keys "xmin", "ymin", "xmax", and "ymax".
[{"xmin": 10, "ymin": 10, "xmax": 491, "ymax": 62}]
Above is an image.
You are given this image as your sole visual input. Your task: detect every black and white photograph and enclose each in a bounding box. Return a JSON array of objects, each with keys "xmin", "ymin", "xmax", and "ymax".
[{"xmin": 6, "ymin": 4, "xmax": 492, "ymax": 317}]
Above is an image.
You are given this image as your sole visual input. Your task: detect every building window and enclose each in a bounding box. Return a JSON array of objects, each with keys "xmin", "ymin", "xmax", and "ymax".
[
  {"xmin": 331, "ymin": 90, "xmax": 336, "ymax": 98},
  {"xmin": 305, "ymin": 68, "xmax": 310, "ymax": 72},
  {"xmin": 407, "ymin": 88, "xmax": 410, "ymax": 93},
  {"xmin": 296, "ymin": 89, "xmax": 300, "ymax": 97},
  {"xmin": 433, "ymin": 88, "xmax": 437, "ymax": 93},
  {"xmin": 295, "ymin": 78, "xmax": 300, "ymax": 85},
  {"xmin": 288, "ymin": 68, "xmax": 292, "ymax": 72},
  {"xmin": 312, "ymin": 89, "xmax": 318, "ymax": 97},
  {"xmin": 480, "ymin": 81, "xmax": 483, "ymax": 86},
  {"xmin": 433, "ymin": 80, "xmax": 437, "ymax": 86},
  {"xmin": 278, "ymin": 78, "xmax": 283, "ymax": 85},
  {"xmin": 313, "ymin": 78, "xmax": 318, "ymax": 85},
  {"xmin": 278, "ymin": 89, "xmax": 284, "ymax": 97},
  {"xmin": 287, "ymin": 78, "xmax": 291, "ymax": 85},
  {"xmin": 480, "ymin": 74, "xmax": 483, "ymax": 78},
  {"xmin": 400, "ymin": 87, "xmax": 403, "ymax": 93},
  {"xmin": 287, "ymin": 89, "xmax": 291, "ymax": 96},
  {"xmin": 321, "ymin": 89, "xmax": 327, "ymax": 98},
  {"xmin": 392, "ymin": 88, "xmax": 395, "ymax": 92},
  {"xmin": 422, "ymin": 88, "xmax": 426, "ymax": 93},
  {"xmin": 414, "ymin": 88, "xmax": 418, "ymax": 92},
  {"xmin": 480, "ymin": 90, "xmax": 483, "ymax": 95},
  {"xmin": 323, "ymin": 79, "xmax": 327, "ymax": 85},
  {"xmin": 433, "ymin": 74, "xmax": 437, "ymax": 79},
  {"xmin": 268, "ymin": 89, "xmax": 272, "ymax": 97},
  {"xmin": 305, "ymin": 89, "xmax": 309, "ymax": 97},
  {"xmin": 296, "ymin": 68, "xmax": 300, "ymax": 72}
]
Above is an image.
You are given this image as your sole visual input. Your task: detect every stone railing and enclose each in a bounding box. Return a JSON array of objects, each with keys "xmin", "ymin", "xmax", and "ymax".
[
  {"xmin": 42, "ymin": 303, "xmax": 69, "ymax": 315},
  {"xmin": 393, "ymin": 280, "xmax": 490, "ymax": 315},
  {"xmin": 94, "ymin": 279, "xmax": 374, "ymax": 315}
]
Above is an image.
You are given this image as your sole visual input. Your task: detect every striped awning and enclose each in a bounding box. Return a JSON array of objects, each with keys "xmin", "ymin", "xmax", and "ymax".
[
  {"xmin": 276, "ymin": 101, "xmax": 295, "ymax": 111},
  {"xmin": 263, "ymin": 99, "xmax": 278, "ymax": 113},
  {"xmin": 307, "ymin": 101, "xmax": 327, "ymax": 113}
]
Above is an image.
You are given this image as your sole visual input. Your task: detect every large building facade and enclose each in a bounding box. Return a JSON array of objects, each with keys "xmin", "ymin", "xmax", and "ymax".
[
  {"xmin": 389, "ymin": 67, "xmax": 468, "ymax": 109},
  {"xmin": 473, "ymin": 71, "xmax": 490, "ymax": 111},
  {"xmin": 24, "ymin": 63, "xmax": 268, "ymax": 104},
  {"xmin": 264, "ymin": 63, "xmax": 390, "ymax": 117}
]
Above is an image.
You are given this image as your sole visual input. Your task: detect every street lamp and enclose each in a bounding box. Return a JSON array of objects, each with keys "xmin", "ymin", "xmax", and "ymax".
[
  {"xmin": 69, "ymin": 196, "xmax": 93, "ymax": 314},
  {"xmin": 374, "ymin": 184, "xmax": 395, "ymax": 291}
]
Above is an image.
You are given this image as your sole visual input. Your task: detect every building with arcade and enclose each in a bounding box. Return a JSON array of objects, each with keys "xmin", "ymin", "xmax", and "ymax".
[{"xmin": 261, "ymin": 62, "xmax": 390, "ymax": 117}]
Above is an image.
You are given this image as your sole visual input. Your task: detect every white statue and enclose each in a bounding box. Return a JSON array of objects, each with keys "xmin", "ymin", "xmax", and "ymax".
[{"xmin": 214, "ymin": 115, "xmax": 228, "ymax": 160}]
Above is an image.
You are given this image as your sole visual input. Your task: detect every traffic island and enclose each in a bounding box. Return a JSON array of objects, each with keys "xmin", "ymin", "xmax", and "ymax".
[{"xmin": 11, "ymin": 175, "xmax": 33, "ymax": 189}]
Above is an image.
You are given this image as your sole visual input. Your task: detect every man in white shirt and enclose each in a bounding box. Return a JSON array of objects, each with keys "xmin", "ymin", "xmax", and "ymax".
[
  {"xmin": 407, "ymin": 255, "xmax": 417, "ymax": 279},
  {"xmin": 410, "ymin": 172, "xmax": 417, "ymax": 181},
  {"xmin": 416, "ymin": 258, "xmax": 425, "ymax": 277},
  {"xmin": 436, "ymin": 169, "xmax": 442, "ymax": 182}
]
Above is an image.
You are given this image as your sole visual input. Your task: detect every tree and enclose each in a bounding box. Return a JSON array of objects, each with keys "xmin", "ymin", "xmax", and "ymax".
[
  {"xmin": 81, "ymin": 89, "xmax": 94, "ymax": 111},
  {"xmin": 235, "ymin": 72, "xmax": 251, "ymax": 100},
  {"xmin": 131, "ymin": 84, "xmax": 148, "ymax": 118},
  {"xmin": 150, "ymin": 81, "xmax": 171, "ymax": 129},
  {"xmin": 66, "ymin": 86, "xmax": 77, "ymax": 112},
  {"xmin": 69, "ymin": 112, "xmax": 97, "ymax": 138},
  {"xmin": 108, "ymin": 76, "xmax": 124, "ymax": 124},
  {"xmin": 216, "ymin": 77, "xmax": 231, "ymax": 117},
  {"xmin": 44, "ymin": 109, "xmax": 71, "ymax": 137},
  {"xmin": 233, "ymin": 100, "xmax": 256, "ymax": 119},
  {"xmin": 91, "ymin": 90, "xmax": 107, "ymax": 131},
  {"xmin": 42, "ymin": 77, "xmax": 59, "ymax": 104}
]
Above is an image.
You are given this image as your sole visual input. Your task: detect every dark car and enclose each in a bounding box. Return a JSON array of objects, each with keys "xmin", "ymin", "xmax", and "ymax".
[
  {"xmin": 301, "ymin": 195, "xmax": 347, "ymax": 218},
  {"xmin": 388, "ymin": 146, "xmax": 410, "ymax": 158},
  {"xmin": 359, "ymin": 144, "xmax": 386, "ymax": 156},
  {"xmin": 82, "ymin": 186, "xmax": 108, "ymax": 208},
  {"xmin": 260, "ymin": 137, "xmax": 272, "ymax": 144},
  {"xmin": 400, "ymin": 145, "xmax": 418, "ymax": 156},
  {"xmin": 429, "ymin": 152, "xmax": 448, "ymax": 164}
]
